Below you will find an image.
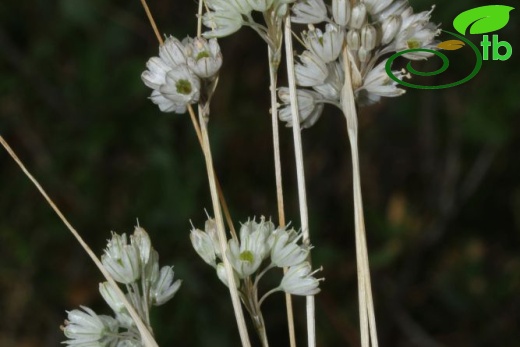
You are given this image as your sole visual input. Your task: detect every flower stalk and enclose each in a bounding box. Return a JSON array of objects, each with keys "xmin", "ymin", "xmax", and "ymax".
[
  {"xmin": 284, "ymin": 17, "xmax": 316, "ymax": 347},
  {"xmin": 341, "ymin": 46, "xmax": 379, "ymax": 347},
  {"xmin": 193, "ymin": 104, "xmax": 252, "ymax": 347}
]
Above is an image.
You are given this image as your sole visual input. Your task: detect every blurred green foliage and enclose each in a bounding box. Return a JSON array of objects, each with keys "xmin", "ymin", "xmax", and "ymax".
[{"xmin": 1, "ymin": 0, "xmax": 519, "ymax": 346}]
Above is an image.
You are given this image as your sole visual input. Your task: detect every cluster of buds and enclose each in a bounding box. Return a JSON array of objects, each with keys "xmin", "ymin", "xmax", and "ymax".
[
  {"xmin": 62, "ymin": 226, "xmax": 181, "ymax": 346},
  {"xmin": 141, "ymin": 35, "xmax": 223, "ymax": 113},
  {"xmin": 202, "ymin": 0, "xmax": 297, "ymax": 40},
  {"xmin": 191, "ymin": 217, "xmax": 322, "ymax": 297},
  {"xmin": 278, "ymin": 0, "xmax": 440, "ymax": 128}
]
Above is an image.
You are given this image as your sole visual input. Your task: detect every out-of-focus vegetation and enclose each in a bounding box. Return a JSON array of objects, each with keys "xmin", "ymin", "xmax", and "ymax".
[{"xmin": 1, "ymin": 0, "xmax": 519, "ymax": 346}]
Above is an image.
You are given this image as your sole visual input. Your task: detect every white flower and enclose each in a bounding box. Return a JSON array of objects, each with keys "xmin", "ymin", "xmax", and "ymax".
[
  {"xmin": 141, "ymin": 36, "xmax": 194, "ymax": 114},
  {"xmin": 116, "ymin": 340, "xmax": 142, "ymax": 347},
  {"xmin": 216, "ymin": 262, "xmax": 240, "ymax": 288},
  {"xmin": 151, "ymin": 266, "xmax": 182, "ymax": 306},
  {"xmin": 159, "ymin": 65, "xmax": 200, "ymax": 105},
  {"xmin": 227, "ymin": 225, "xmax": 269, "ymax": 278},
  {"xmin": 291, "ymin": 0, "xmax": 328, "ymax": 24},
  {"xmin": 158, "ymin": 36, "xmax": 186, "ymax": 68},
  {"xmin": 269, "ymin": 229, "xmax": 309, "ymax": 267},
  {"xmin": 149, "ymin": 90, "xmax": 187, "ymax": 113},
  {"xmin": 102, "ymin": 233, "xmax": 141, "ymax": 284},
  {"xmin": 279, "ymin": 262, "xmax": 322, "ymax": 295},
  {"xmin": 304, "ymin": 24, "xmax": 345, "ymax": 63},
  {"xmin": 312, "ymin": 61, "xmax": 344, "ymax": 101},
  {"xmin": 190, "ymin": 228, "xmax": 217, "ymax": 267},
  {"xmin": 206, "ymin": 0, "xmax": 252, "ymax": 14},
  {"xmin": 203, "ymin": 10, "xmax": 244, "ymax": 38},
  {"xmin": 349, "ymin": 3, "xmax": 367, "ymax": 29},
  {"xmin": 360, "ymin": 24, "xmax": 378, "ymax": 51},
  {"xmin": 131, "ymin": 226, "xmax": 152, "ymax": 265},
  {"xmin": 247, "ymin": 0, "xmax": 274, "ymax": 12},
  {"xmin": 332, "ymin": 0, "xmax": 350, "ymax": 27},
  {"xmin": 381, "ymin": 15, "xmax": 402, "ymax": 45},
  {"xmin": 278, "ymin": 87, "xmax": 324, "ymax": 128},
  {"xmin": 357, "ymin": 59, "xmax": 407, "ymax": 105},
  {"xmin": 295, "ymin": 51, "xmax": 329, "ymax": 87},
  {"xmin": 374, "ymin": 0, "xmax": 410, "ymax": 22},
  {"xmin": 99, "ymin": 282, "xmax": 125, "ymax": 314},
  {"xmin": 363, "ymin": 0, "xmax": 393, "ymax": 16},
  {"xmin": 62, "ymin": 306, "xmax": 119, "ymax": 346},
  {"xmin": 185, "ymin": 37, "xmax": 223, "ymax": 78}
]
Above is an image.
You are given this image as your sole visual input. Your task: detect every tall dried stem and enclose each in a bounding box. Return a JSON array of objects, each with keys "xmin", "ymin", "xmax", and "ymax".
[
  {"xmin": 340, "ymin": 46, "xmax": 379, "ymax": 347},
  {"xmin": 283, "ymin": 18, "xmax": 316, "ymax": 347},
  {"xmin": 190, "ymin": 106, "xmax": 252, "ymax": 347},
  {"xmin": 268, "ymin": 46, "xmax": 296, "ymax": 347}
]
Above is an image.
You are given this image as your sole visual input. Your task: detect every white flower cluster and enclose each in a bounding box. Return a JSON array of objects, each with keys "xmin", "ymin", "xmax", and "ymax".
[
  {"xmin": 62, "ymin": 227, "xmax": 181, "ymax": 347},
  {"xmin": 202, "ymin": 0, "xmax": 297, "ymax": 39},
  {"xmin": 141, "ymin": 36, "xmax": 222, "ymax": 113},
  {"xmin": 278, "ymin": 0, "xmax": 440, "ymax": 128},
  {"xmin": 191, "ymin": 217, "xmax": 322, "ymax": 296}
]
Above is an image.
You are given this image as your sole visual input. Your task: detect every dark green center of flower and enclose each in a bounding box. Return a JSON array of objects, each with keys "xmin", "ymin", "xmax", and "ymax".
[
  {"xmin": 176, "ymin": 79, "xmax": 192, "ymax": 95},
  {"xmin": 196, "ymin": 51, "xmax": 210, "ymax": 61},
  {"xmin": 239, "ymin": 251, "xmax": 254, "ymax": 263},
  {"xmin": 407, "ymin": 40, "xmax": 420, "ymax": 49}
]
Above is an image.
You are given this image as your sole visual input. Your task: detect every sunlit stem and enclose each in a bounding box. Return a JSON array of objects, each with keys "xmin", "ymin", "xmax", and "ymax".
[
  {"xmin": 283, "ymin": 17, "xmax": 316, "ymax": 347},
  {"xmin": 189, "ymin": 105, "xmax": 252, "ymax": 347},
  {"xmin": 340, "ymin": 46, "xmax": 379, "ymax": 347}
]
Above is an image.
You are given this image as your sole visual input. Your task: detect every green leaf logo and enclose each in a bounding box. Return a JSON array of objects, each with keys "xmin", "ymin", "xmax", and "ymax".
[{"xmin": 453, "ymin": 5, "xmax": 515, "ymax": 35}]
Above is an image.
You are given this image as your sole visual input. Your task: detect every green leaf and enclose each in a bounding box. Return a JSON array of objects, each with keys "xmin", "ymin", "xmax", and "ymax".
[{"xmin": 453, "ymin": 5, "xmax": 515, "ymax": 35}]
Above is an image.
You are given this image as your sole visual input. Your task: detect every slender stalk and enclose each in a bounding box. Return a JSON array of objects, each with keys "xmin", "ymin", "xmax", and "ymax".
[
  {"xmin": 340, "ymin": 47, "xmax": 379, "ymax": 347},
  {"xmin": 268, "ymin": 46, "xmax": 297, "ymax": 347},
  {"xmin": 140, "ymin": 0, "xmax": 162, "ymax": 45},
  {"xmin": 0, "ymin": 136, "xmax": 159, "ymax": 347},
  {"xmin": 283, "ymin": 18, "xmax": 316, "ymax": 347},
  {"xmin": 190, "ymin": 105, "xmax": 252, "ymax": 347}
]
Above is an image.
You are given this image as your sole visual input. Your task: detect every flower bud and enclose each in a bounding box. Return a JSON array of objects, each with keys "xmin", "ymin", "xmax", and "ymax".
[
  {"xmin": 99, "ymin": 282, "xmax": 125, "ymax": 313},
  {"xmin": 361, "ymin": 24, "xmax": 378, "ymax": 51},
  {"xmin": 381, "ymin": 15, "xmax": 402, "ymax": 45},
  {"xmin": 247, "ymin": 0, "xmax": 274, "ymax": 12},
  {"xmin": 217, "ymin": 263, "xmax": 240, "ymax": 288},
  {"xmin": 358, "ymin": 46, "xmax": 370, "ymax": 63},
  {"xmin": 349, "ymin": 3, "xmax": 366, "ymax": 29},
  {"xmin": 347, "ymin": 29, "xmax": 361, "ymax": 50},
  {"xmin": 332, "ymin": 0, "xmax": 350, "ymax": 27}
]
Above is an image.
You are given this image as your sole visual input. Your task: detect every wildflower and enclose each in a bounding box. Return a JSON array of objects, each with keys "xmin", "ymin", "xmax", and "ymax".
[
  {"xmin": 332, "ymin": 0, "xmax": 351, "ymax": 27},
  {"xmin": 99, "ymin": 282, "xmax": 125, "ymax": 314},
  {"xmin": 190, "ymin": 227, "xmax": 218, "ymax": 267},
  {"xmin": 349, "ymin": 3, "xmax": 367, "ymax": 29},
  {"xmin": 356, "ymin": 59, "xmax": 408, "ymax": 105},
  {"xmin": 62, "ymin": 306, "xmax": 119, "ymax": 346},
  {"xmin": 217, "ymin": 262, "xmax": 240, "ymax": 288},
  {"xmin": 291, "ymin": 0, "xmax": 328, "ymax": 24},
  {"xmin": 294, "ymin": 51, "xmax": 329, "ymax": 87},
  {"xmin": 278, "ymin": 87, "xmax": 324, "ymax": 128},
  {"xmin": 202, "ymin": 10, "xmax": 244, "ymax": 38},
  {"xmin": 151, "ymin": 266, "xmax": 182, "ymax": 306},
  {"xmin": 227, "ymin": 225, "xmax": 269, "ymax": 278},
  {"xmin": 279, "ymin": 262, "xmax": 322, "ymax": 295},
  {"xmin": 185, "ymin": 38, "xmax": 223, "ymax": 78},
  {"xmin": 304, "ymin": 24, "xmax": 344, "ymax": 63},
  {"xmin": 102, "ymin": 233, "xmax": 141, "ymax": 284},
  {"xmin": 159, "ymin": 65, "xmax": 201, "ymax": 105},
  {"xmin": 269, "ymin": 228, "xmax": 309, "ymax": 267},
  {"xmin": 247, "ymin": 0, "xmax": 274, "ymax": 12},
  {"xmin": 131, "ymin": 226, "xmax": 152, "ymax": 265}
]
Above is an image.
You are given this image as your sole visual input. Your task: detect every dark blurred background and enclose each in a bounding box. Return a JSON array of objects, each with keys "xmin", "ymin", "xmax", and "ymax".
[{"xmin": 1, "ymin": 0, "xmax": 519, "ymax": 346}]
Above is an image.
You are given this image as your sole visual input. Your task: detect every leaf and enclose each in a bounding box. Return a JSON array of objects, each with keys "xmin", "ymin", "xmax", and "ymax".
[
  {"xmin": 453, "ymin": 5, "xmax": 515, "ymax": 35},
  {"xmin": 437, "ymin": 40, "xmax": 465, "ymax": 50}
]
